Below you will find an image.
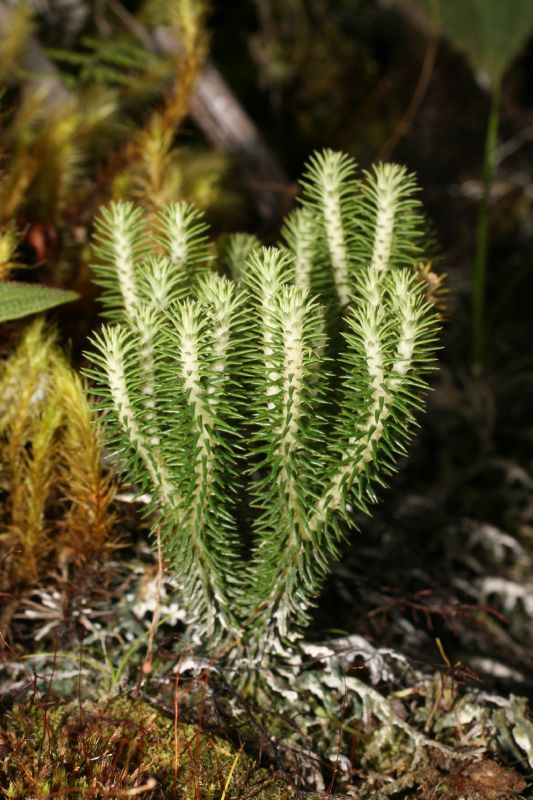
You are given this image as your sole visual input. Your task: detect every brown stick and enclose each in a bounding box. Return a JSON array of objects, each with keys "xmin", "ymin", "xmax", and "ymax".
[
  {"xmin": 152, "ymin": 26, "xmax": 289, "ymax": 224},
  {"xmin": 190, "ymin": 60, "xmax": 289, "ymax": 222},
  {"xmin": 378, "ymin": 33, "xmax": 438, "ymax": 161}
]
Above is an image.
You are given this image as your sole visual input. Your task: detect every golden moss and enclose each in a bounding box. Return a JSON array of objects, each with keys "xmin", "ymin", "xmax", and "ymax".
[
  {"xmin": 51, "ymin": 354, "xmax": 117, "ymax": 567},
  {"xmin": 0, "ymin": 224, "xmax": 20, "ymax": 280},
  {"xmin": 0, "ymin": 696, "xmax": 297, "ymax": 800},
  {"xmin": 0, "ymin": 319, "xmax": 116, "ymax": 603},
  {"xmin": 0, "ymin": 4, "xmax": 33, "ymax": 82},
  {"xmin": 117, "ymin": 1, "xmax": 210, "ymax": 214},
  {"xmin": 0, "ymin": 319, "xmax": 61, "ymax": 585}
]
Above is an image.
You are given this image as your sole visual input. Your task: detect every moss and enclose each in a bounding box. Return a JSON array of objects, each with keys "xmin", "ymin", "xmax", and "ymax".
[
  {"xmin": 0, "ymin": 695, "xmax": 299, "ymax": 799},
  {"xmin": 0, "ymin": 318, "xmax": 116, "ymax": 609}
]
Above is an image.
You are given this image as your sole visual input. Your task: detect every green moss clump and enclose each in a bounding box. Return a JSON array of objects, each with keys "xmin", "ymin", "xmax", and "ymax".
[{"xmin": 0, "ymin": 696, "xmax": 296, "ymax": 799}]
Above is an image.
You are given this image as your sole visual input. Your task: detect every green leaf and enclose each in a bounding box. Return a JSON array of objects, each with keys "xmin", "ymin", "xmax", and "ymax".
[
  {"xmin": 405, "ymin": 0, "xmax": 533, "ymax": 84},
  {"xmin": 0, "ymin": 281, "xmax": 79, "ymax": 322}
]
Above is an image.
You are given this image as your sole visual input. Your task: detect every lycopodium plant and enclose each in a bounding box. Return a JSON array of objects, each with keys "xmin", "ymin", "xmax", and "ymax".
[{"xmin": 86, "ymin": 149, "xmax": 439, "ymax": 659}]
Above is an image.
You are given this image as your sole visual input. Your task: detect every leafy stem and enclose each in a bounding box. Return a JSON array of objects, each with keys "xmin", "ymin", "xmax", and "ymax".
[{"xmin": 472, "ymin": 75, "xmax": 502, "ymax": 368}]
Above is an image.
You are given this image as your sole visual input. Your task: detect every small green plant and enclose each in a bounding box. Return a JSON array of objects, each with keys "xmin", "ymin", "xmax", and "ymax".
[
  {"xmin": 86, "ymin": 149, "xmax": 439, "ymax": 659},
  {"xmin": 400, "ymin": 0, "xmax": 533, "ymax": 365}
]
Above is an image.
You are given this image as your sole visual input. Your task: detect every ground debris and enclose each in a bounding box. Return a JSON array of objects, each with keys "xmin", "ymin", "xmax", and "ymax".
[
  {"xmin": 349, "ymin": 757, "xmax": 527, "ymax": 800},
  {"xmin": 445, "ymin": 758, "xmax": 527, "ymax": 800}
]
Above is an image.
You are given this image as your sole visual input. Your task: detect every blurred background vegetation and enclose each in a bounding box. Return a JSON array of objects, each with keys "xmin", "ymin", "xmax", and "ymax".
[{"xmin": 0, "ymin": 0, "xmax": 532, "ymax": 369}]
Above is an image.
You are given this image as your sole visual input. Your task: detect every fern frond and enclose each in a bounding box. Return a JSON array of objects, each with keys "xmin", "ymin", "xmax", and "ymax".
[
  {"xmin": 79, "ymin": 36, "xmax": 158, "ymax": 74},
  {"xmin": 47, "ymin": 36, "xmax": 162, "ymax": 88},
  {"xmin": 45, "ymin": 47, "xmax": 89, "ymax": 67}
]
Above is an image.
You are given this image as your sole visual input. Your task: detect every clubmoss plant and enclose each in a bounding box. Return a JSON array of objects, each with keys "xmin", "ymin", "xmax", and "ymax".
[{"xmin": 86, "ymin": 149, "xmax": 439, "ymax": 659}]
